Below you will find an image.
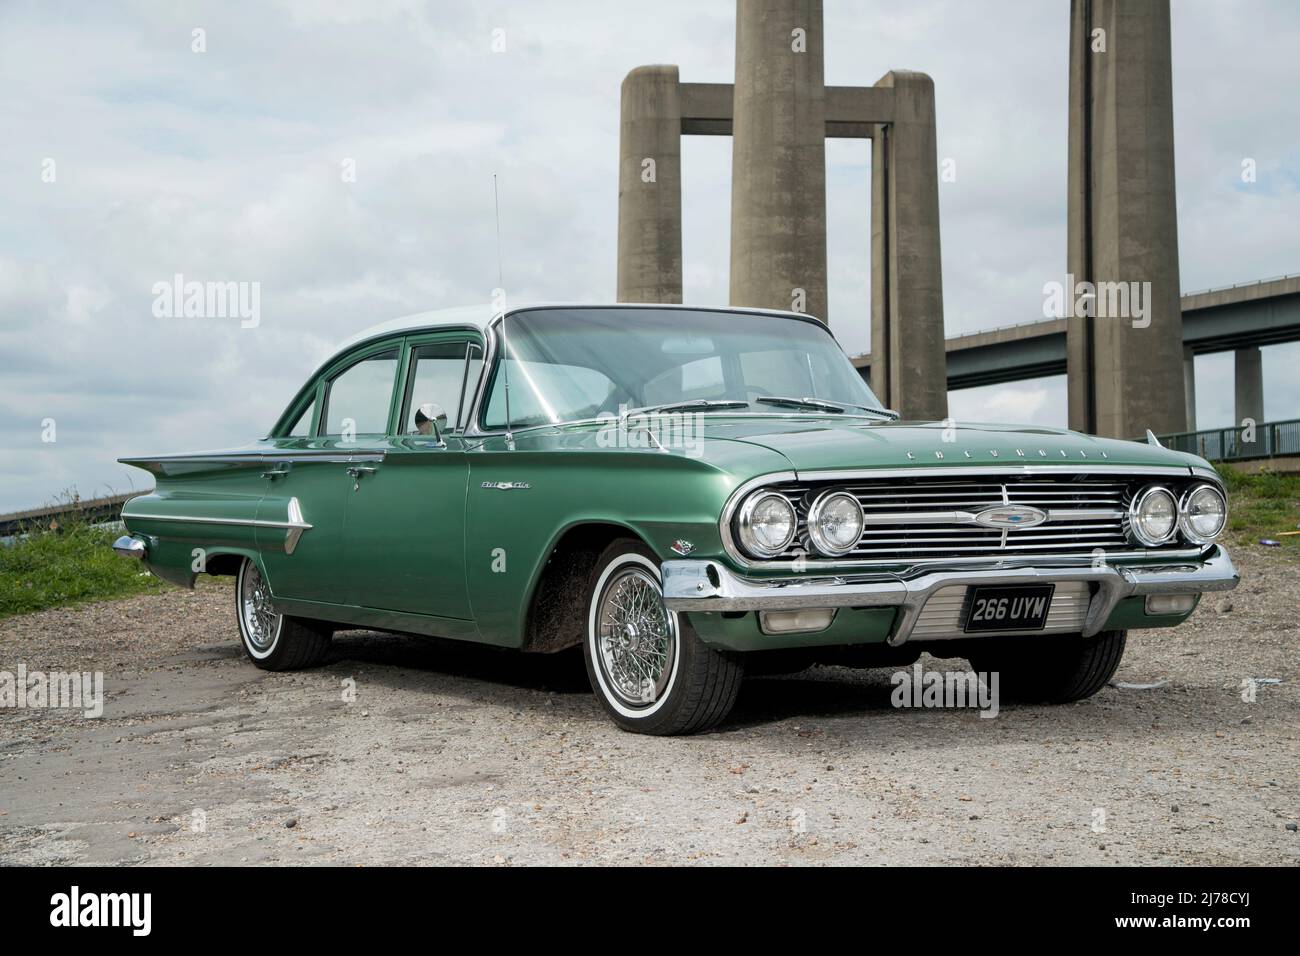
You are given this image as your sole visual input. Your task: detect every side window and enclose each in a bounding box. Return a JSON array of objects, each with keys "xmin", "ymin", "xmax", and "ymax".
[
  {"xmin": 287, "ymin": 399, "xmax": 315, "ymax": 437},
  {"xmin": 402, "ymin": 341, "xmax": 482, "ymax": 434},
  {"xmin": 322, "ymin": 349, "xmax": 399, "ymax": 436}
]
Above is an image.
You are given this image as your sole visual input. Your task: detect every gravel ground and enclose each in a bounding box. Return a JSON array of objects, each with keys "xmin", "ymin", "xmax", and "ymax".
[{"xmin": 1, "ymin": 546, "xmax": 1296, "ymax": 866}]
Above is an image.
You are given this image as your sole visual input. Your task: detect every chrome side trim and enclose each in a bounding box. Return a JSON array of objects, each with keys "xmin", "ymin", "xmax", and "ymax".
[
  {"xmin": 662, "ymin": 545, "xmax": 1239, "ymax": 646},
  {"xmin": 284, "ymin": 498, "xmax": 309, "ymax": 555},
  {"xmin": 121, "ymin": 450, "xmax": 386, "ymax": 467},
  {"xmin": 125, "ymin": 497, "xmax": 312, "ymax": 556},
  {"xmin": 123, "ymin": 513, "xmax": 309, "ymax": 529}
]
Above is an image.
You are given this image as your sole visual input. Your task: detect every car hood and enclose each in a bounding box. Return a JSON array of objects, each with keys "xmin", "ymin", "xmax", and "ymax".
[{"xmin": 694, "ymin": 417, "xmax": 1203, "ymax": 475}]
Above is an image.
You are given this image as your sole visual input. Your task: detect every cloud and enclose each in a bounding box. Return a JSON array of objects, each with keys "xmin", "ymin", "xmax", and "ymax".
[{"xmin": 0, "ymin": 0, "xmax": 1297, "ymax": 510}]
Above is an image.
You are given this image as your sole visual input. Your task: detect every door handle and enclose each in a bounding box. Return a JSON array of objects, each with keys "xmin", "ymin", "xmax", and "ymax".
[
  {"xmin": 345, "ymin": 466, "xmax": 376, "ymax": 479},
  {"xmin": 261, "ymin": 467, "xmax": 291, "ymax": 480}
]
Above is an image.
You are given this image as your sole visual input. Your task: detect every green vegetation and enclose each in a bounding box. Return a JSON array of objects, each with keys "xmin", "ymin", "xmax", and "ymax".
[
  {"xmin": 0, "ymin": 520, "xmax": 166, "ymax": 618},
  {"xmin": 1216, "ymin": 463, "xmax": 1300, "ymax": 550}
]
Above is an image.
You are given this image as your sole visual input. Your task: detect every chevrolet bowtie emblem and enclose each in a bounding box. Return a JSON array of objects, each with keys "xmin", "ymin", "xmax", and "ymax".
[{"xmin": 973, "ymin": 506, "xmax": 1047, "ymax": 529}]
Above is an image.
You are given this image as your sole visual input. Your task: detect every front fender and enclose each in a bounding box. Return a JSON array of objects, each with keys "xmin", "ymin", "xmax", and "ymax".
[{"xmin": 463, "ymin": 446, "xmax": 770, "ymax": 647}]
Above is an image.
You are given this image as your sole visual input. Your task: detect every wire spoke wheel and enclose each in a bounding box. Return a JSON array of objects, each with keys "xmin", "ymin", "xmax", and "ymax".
[
  {"xmin": 595, "ymin": 567, "xmax": 677, "ymax": 708},
  {"xmin": 239, "ymin": 561, "xmax": 280, "ymax": 652}
]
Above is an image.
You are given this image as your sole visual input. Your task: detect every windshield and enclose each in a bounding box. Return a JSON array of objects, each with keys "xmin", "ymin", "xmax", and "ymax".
[{"xmin": 480, "ymin": 307, "xmax": 883, "ymax": 430}]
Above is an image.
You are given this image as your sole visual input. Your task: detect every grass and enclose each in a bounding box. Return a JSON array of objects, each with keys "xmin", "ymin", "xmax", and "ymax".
[
  {"xmin": 1, "ymin": 466, "xmax": 1295, "ymax": 619},
  {"xmin": 0, "ymin": 519, "xmax": 166, "ymax": 619},
  {"xmin": 1216, "ymin": 463, "xmax": 1300, "ymax": 551}
]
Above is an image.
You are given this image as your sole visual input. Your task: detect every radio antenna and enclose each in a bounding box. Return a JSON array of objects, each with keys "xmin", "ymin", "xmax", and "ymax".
[
  {"xmin": 493, "ymin": 173, "xmax": 505, "ymax": 290},
  {"xmin": 494, "ymin": 174, "xmax": 513, "ymax": 446}
]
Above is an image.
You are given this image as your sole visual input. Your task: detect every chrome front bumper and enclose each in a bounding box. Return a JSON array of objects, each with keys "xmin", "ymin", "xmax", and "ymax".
[{"xmin": 662, "ymin": 546, "xmax": 1239, "ymax": 646}]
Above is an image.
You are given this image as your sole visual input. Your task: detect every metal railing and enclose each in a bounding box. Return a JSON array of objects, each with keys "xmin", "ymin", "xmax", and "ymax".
[
  {"xmin": 1155, "ymin": 419, "xmax": 1300, "ymax": 462},
  {"xmin": 0, "ymin": 491, "xmax": 143, "ymax": 537},
  {"xmin": 1181, "ymin": 273, "xmax": 1300, "ymax": 298}
]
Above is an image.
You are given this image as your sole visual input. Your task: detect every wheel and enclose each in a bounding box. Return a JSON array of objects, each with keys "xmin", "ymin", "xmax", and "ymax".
[
  {"xmin": 966, "ymin": 629, "xmax": 1127, "ymax": 704},
  {"xmin": 235, "ymin": 557, "xmax": 332, "ymax": 671},
  {"xmin": 583, "ymin": 539, "xmax": 743, "ymax": 735}
]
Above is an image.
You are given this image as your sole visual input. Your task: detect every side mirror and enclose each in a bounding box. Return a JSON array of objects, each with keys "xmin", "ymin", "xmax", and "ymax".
[{"xmin": 415, "ymin": 402, "xmax": 449, "ymax": 442}]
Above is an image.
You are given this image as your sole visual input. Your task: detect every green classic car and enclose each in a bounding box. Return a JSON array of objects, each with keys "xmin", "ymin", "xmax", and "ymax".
[{"xmin": 115, "ymin": 304, "xmax": 1239, "ymax": 734}]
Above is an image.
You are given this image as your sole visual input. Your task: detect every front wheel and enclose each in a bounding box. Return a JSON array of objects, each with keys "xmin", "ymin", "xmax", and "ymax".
[
  {"xmin": 236, "ymin": 558, "xmax": 332, "ymax": 671},
  {"xmin": 966, "ymin": 629, "xmax": 1127, "ymax": 704},
  {"xmin": 582, "ymin": 540, "xmax": 743, "ymax": 735}
]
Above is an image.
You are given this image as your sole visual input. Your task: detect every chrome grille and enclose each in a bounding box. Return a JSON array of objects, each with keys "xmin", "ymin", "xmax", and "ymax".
[
  {"xmin": 909, "ymin": 581, "xmax": 1092, "ymax": 638},
  {"xmin": 775, "ymin": 475, "xmax": 1137, "ymax": 562}
]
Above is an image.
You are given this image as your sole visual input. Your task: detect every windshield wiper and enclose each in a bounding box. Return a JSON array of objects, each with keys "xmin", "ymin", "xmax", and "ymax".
[
  {"xmin": 622, "ymin": 399, "xmax": 750, "ymax": 420},
  {"xmin": 755, "ymin": 395, "xmax": 847, "ymax": 413},
  {"xmin": 755, "ymin": 395, "xmax": 898, "ymax": 419}
]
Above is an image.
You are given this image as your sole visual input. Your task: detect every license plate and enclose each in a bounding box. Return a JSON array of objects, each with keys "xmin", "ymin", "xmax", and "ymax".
[{"xmin": 963, "ymin": 585, "xmax": 1056, "ymax": 633}]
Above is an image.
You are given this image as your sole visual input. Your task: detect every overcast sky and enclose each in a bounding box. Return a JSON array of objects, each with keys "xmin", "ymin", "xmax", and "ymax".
[{"xmin": 2, "ymin": 0, "xmax": 1298, "ymax": 512}]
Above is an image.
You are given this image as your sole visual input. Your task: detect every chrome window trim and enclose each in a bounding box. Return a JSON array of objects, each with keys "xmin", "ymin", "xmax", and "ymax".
[
  {"xmin": 720, "ymin": 466, "xmax": 1208, "ymax": 571},
  {"xmin": 462, "ymin": 318, "xmax": 502, "ymax": 438},
  {"xmin": 270, "ymin": 323, "xmax": 487, "ymax": 438}
]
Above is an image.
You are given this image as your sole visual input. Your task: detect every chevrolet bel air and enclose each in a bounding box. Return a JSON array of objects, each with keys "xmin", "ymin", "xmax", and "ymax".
[{"xmin": 115, "ymin": 304, "xmax": 1239, "ymax": 734}]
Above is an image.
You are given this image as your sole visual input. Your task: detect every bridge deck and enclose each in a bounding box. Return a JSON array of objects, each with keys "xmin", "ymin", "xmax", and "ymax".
[{"xmin": 852, "ymin": 274, "xmax": 1300, "ymax": 390}]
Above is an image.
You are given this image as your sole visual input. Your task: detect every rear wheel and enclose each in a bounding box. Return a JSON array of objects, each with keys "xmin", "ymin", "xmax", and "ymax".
[
  {"xmin": 966, "ymin": 629, "xmax": 1127, "ymax": 703},
  {"xmin": 236, "ymin": 558, "xmax": 332, "ymax": 671},
  {"xmin": 583, "ymin": 540, "xmax": 743, "ymax": 735}
]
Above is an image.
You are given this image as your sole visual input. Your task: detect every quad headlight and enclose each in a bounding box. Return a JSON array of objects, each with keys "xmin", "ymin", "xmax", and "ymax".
[
  {"xmin": 1179, "ymin": 483, "xmax": 1227, "ymax": 544},
  {"xmin": 1128, "ymin": 485, "xmax": 1178, "ymax": 547},
  {"xmin": 806, "ymin": 490, "xmax": 865, "ymax": 557},
  {"xmin": 736, "ymin": 491, "xmax": 797, "ymax": 558}
]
